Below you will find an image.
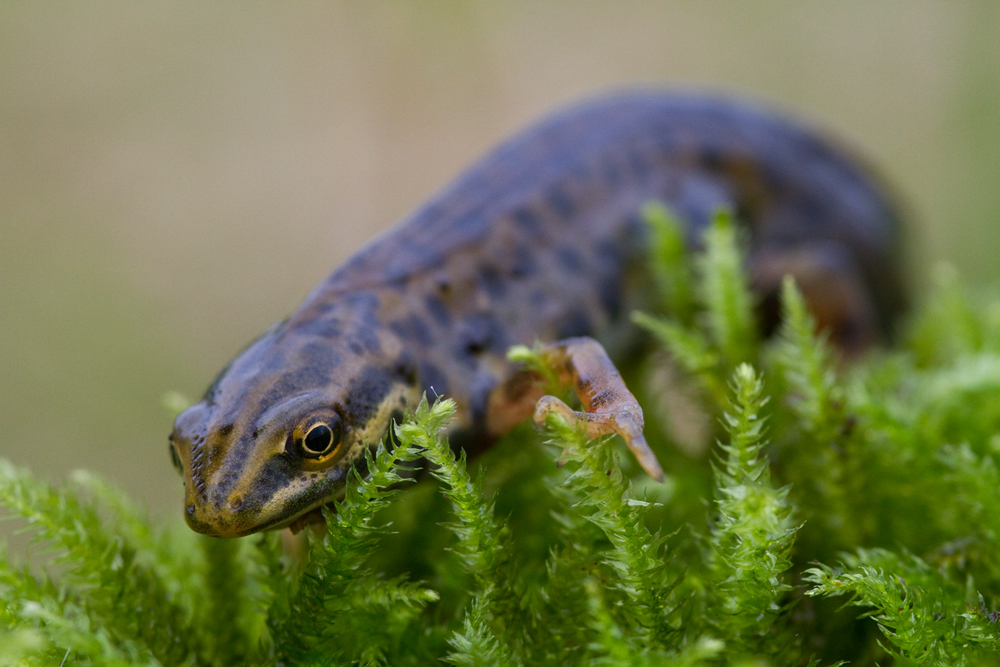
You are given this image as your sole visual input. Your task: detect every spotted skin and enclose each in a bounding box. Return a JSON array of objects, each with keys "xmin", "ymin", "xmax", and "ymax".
[{"xmin": 169, "ymin": 92, "xmax": 905, "ymax": 537}]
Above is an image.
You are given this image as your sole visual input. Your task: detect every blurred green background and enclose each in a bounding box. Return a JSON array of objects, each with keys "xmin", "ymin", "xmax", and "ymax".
[{"xmin": 2, "ymin": 2, "xmax": 999, "ymax": 521}]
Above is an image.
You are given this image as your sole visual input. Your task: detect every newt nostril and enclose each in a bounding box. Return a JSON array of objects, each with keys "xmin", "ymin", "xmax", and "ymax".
[{"xmin": 228, "ymin": 495, "xmax": 244, "ymax": 511}]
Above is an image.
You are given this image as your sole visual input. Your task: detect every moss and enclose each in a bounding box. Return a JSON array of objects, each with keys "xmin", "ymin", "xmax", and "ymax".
[{"xmin": 2, "ymin": 208, "xmax": 1000, "ymax": 665}]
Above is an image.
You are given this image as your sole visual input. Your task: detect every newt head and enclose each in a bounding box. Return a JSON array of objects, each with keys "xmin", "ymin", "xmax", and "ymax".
[{"xmin": 168, "ymin": 303, "xmax": 420, "ymax": 538}]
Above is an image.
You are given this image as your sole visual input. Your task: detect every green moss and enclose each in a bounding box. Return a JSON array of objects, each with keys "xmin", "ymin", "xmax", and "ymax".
[{"xmin": 3, "ymin": 207, "xmax": 1000, "ymax": 665}]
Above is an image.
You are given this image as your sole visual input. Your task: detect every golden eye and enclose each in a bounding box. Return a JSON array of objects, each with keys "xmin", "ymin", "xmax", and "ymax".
[{"xmin": 296, "ymin": 418, "xmax": 343, "ymax": 459}]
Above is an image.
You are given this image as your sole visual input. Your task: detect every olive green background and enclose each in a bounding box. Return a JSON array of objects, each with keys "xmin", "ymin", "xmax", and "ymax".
[{"xmin": 2, "ymin": 2, "xmax": 999, "ymax": 521}]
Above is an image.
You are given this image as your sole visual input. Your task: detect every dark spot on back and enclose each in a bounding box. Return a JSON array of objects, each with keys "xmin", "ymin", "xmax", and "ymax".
[
  {"xmin": 389, "ymin": 314, "xmax": 433, "ymax": 347},
  {"xmin": 387, "ymin": 276, "xmax": 408, "ymax": 292},
  {"xmin": 601, "ymin": 159, "xmax": 622, "ymax": 188},
  {"xmin": 458, "ymin": 313, "xmax": 506, "ymax": 357},
  {"xmin": 394, "ymin": 352, "xmax": 419, "ymax": 385},
  {"xmin": 510, "ymin": 243, "xmax": 537, "ymax": 278},
  {"xmin": 424, "ymin": 294, "xmax": 452, "ymax": 326},
  {"xmin": 530, "ymin": 289, "xmax": 549, "ymax": 307},
  {"xmin": 218, "ymin": 423, "xmax": 234, "ymax": 438},
  {"xmin": 308, "ymin": 301, "xmax": 335, "ymax": 317},
  {"xmin": 257, "ymin": 346, "xmax": 335, "ymax": 402},
  {"xmin": 555, "ymin": 245, "xmax": 585, "ymax": 274},
  {"xmin": 298, "ymin": 341, "xmax": 338, "ymax": 377},
  {"xmin": 356, "ymin": 324, "xmax": 382, "ymax": 355},
  {"xmin": 296, "ymin": 316, "xmax": 343, "ymax": 339},
  {"xmin": 512, "ymin": 206, "xmax": 540, "ymax": 231},
  {"xmin": 622, "ymin": 213, "xmax": 645, "ymax": 237},
  {"xmin": 628, "ymin": 149, "xmax": 651, "ymax": 181},
  {"xmin": 547, "ymin": 186, "xmax": 575, "ymax": 219},
  {"xmin": 478, "ymin": 264, "xmax": 506, "ymax": 299}
]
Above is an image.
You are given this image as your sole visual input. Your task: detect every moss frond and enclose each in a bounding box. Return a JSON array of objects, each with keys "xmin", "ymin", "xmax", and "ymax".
[
  {"xmin": 766, "ymin": 277, "xmax": 857, "ymax": 552},
  {"xmin": 507, "ymin": 343, "xmax": 561, "ymax": 395},
  {"xmin": 583, "ymin": 578, "xmax": 724, "ymax": 667},
  {"xmin": 770, "ymin": 276, "xmax": 842, "ymax": 435},
  {"xmin": 806, "ymin": 548, "xmax": 1000, "ymax": 665},
  {"xmin": 644, "ymin": 202, "xmax": 696, "ymax": 323},
  {"xmin": 268, "ymin": 404, "xmax": 433, "ymax": 665},
  {"xmin": 631, "ymin": 311, "xmax": 726, "ymax": 406},
  {"xmin": 408, "ymin": 399, "xmax": 506, "ymax": 586},
  {"xmin": 0, "ymin": 461, "xmax": 206, "ymax": 666},
  {"xmin": 532, "ymin": 387, "xmax": 681, "ymax": 649},
  {"xmin": 697, "ymin": 209, "xmax": 757, "ymax": 368},
  {"xmin": 403, "ymin": 398, "xmax": 521, "ymax": 665},
  {"xmin": 199, "ymin": 538, "xmax": 251, "ymax": 665},
  {"xmin": 632, "ymin": 207, "xmax": 757, "ymax": 409},
  {"xmin": 0, "ymin": 554, "xmax": 154, "ymax": 666},
  {"xmin": 447, "ymin": 589, "xmax": 518, "ymax": 667},
  {"xmin": 908, "ymin": 262, "xmax": 984, "ymax": 366},
  {"xmin": 707, "ymin": 364, "xmax": 798, "ymax": 658}
]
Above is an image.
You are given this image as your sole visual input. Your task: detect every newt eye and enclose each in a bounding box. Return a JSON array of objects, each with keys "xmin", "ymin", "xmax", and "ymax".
[{"xmin": 297, "ymin": 418, "xmax": 343, "ymax": 459}]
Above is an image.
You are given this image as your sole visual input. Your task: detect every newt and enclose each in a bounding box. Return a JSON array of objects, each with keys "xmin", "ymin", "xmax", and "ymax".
[{"xmin": 169, "ymin": 91, "xmax": 905, "ymax": 537}]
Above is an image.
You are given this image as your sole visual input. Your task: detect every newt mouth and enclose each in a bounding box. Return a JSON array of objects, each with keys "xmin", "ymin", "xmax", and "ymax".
[{"xmin": 184, "ymin": 492, "xmax": 336, "ymax": 537}]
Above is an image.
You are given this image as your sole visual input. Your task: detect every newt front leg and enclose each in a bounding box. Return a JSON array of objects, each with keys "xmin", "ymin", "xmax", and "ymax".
[{"xmin": 495, "ymin": 337, "xmax": 665, "ymax": 482}]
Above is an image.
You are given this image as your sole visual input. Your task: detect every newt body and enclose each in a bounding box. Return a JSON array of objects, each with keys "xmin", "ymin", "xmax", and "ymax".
[{"xmin": 170, "ymin": 92, "xmax": 905, "ymax": 537}]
